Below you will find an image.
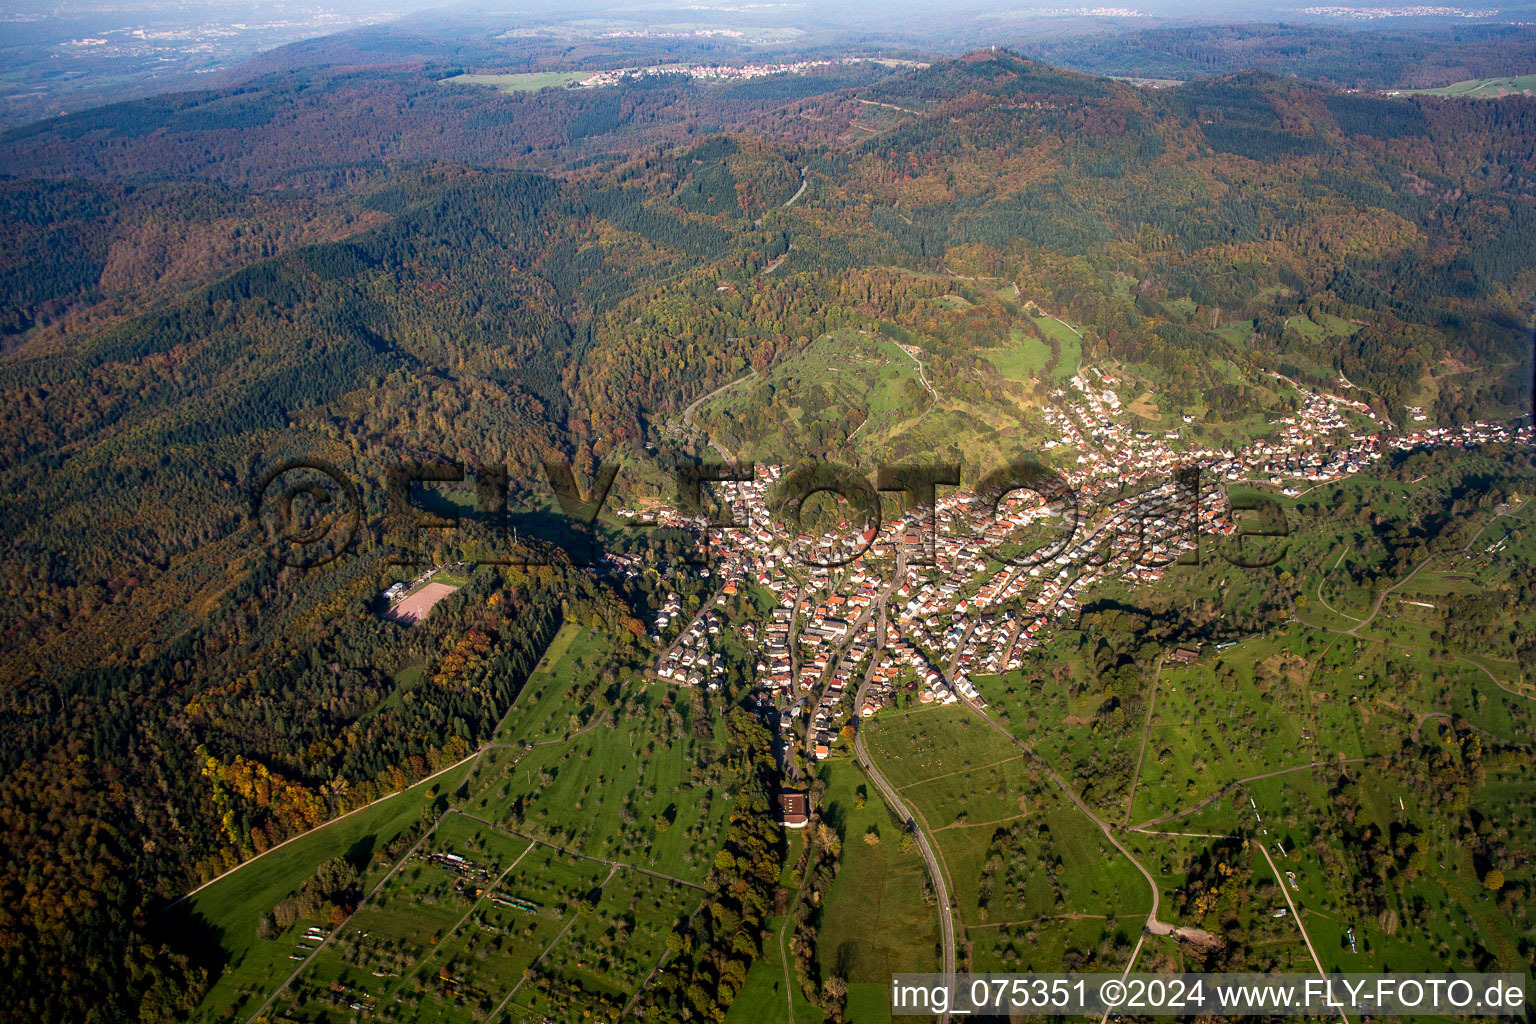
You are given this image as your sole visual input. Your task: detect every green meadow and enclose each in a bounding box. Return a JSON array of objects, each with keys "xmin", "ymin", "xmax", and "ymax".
[
  {"xmin": 186, "ymin": 762, "xmax": 472, "ymax": 1023},
  {"xmin": 816, "ymin": 759, "xmax": 940, "ymax": 1023},
  {"xmin": 441, "ymin": 71, "xmax": 592, "ymax": 92}
]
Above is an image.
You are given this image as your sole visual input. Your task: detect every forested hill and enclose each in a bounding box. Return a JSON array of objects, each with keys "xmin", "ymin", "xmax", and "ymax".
[
  {"xmin": 0, "ymin": 60, "xmax": 903, "ymax": 189},
  {"xmin": 1019, "ymin": 22, "xmax": 1536, "ymax": 91},
  {"xmin": 0, "ymin": 49, "xmax": 1533, "ymax": 1022}
]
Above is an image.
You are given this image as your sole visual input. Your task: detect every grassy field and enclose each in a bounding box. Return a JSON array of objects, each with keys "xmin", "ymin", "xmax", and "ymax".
[
  {"xmin": 555, "ymin": 869, "xmax": 686, "ymax": 995},
  {"xmin": 977, "ymin": 650, "xmax": 1149, "ymax": 819},
  {"xmin": 186, "ymin": 761, "xmax": 472, "ymax": 1022},
  {"xmin": 694, "ymin": 310, "xmax": 1087, "ymax": 471},
  {"xmin": 864, "ymin": 704, "xmax": 1150, "ymax": 937},
  {"xmin": 815, "ymin": 759, "xmax": 939, "ymax": 1023},
  {"xmin": 1031, "ymin": 315, "xmax": 1082, "ymax": 380},
  {"xmin": 727, "ymin": 917, "xmax": 827, "ymax": 1024},
  {"xmin": 191, "ymin": 620, "xmax": 735, "ymax": 1022},
  {"xmin": 1405, "ymin": 75, "xmax": 1536, "ymax": 98},
  {"xmin": 441, "ymin": 71, "xmax": 591, "ymax": 92},
  {"xmin": 726, "ymin": 830, "xmax": 826, "ymax": 1024},
  {"xmin": 1148, "ymin": 757, "xmax": 1533, "ymax": 974},
  {"xmin": 270, "ymin": 834, "xmax": 617, "ymax": 1022},
  {"xmin": 980, "ymin": 325, "xmax": 1054, "ymax": 381},
  {"xmin": 1129, "ymin": 633, "xmax": 1325, "ymax": 822},
  {"xmin": 465, "ymin": 678, "xmax": 731, "ymax": 883},
  {"xmin": 698, "ymin": 328, "xmax": 928, "ymax": 461},
  {"xmin": 481, "ymin": 623, "xmax": 611, "ymax": 746},
  {"xmin": 970, "ymin": 916, "xmax": 1140, "ymax": 972},
  {"xmin": 861, "ymin": 704, "xmax": 1024, "ymax": 792},
  {"xmin": 195, "ymin": 450, "xmax": 1536, "ymax": 1020}
]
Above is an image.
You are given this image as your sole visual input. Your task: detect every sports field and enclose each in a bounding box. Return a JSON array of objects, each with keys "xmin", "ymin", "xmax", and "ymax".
[{"xmin": 386, "ymin": 582, "xmax": 460, "ymax": 623}]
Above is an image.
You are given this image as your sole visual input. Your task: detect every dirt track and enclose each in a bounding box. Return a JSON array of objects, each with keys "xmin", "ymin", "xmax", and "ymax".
[{"xmin": 385, "ymin": 582, "xmax": 459, "ymax": 624}]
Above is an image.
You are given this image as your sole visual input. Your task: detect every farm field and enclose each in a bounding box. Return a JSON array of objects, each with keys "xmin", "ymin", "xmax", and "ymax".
[
  {"xmin": 1134, "ymin": 755, "xmax": 1534, "ymax": 975},
  {"xmin": 980, "ymin": 326, "xmax": 1054, "ymax": 381},
  {"xmin": 863, "ymin": 705, "xmax": 1150, "ymax": 955},
  {"xmin": 815, "ymin": 759, "xmax": 940, "ymax": 1023},
  {"xmin": 1128, "ymin": 633, "xmax": 1329, "ymax": 824},
  {"xmin": 1030, "ymin": 314, "xmax": 1083, "ymax": 380},
  {"xmin": 15, "ymin": 28, "xmax": 1536, "ymax": 1024},
  {"xmin": 482, "ymin": 624, "xmax": 609, "ymax": 744},
  {"xmin": 697, "ymin": 328, "xmax": 929, "ymax": 461},
  {"xmin": 725, "ymin": 830, "xmax": 826, "ymax": 1024},
  {"xmin": 441, "ymin": 71, "xmax": 591, "ymax": 92},
  {"xmin": 265, "ymin": 826, "xmax": 614, "ymax": 1022},
  {"xmin": 976, "ymin": 644, "xmax": 1151, "ymax": 819},
  {"xmin": 465, "ymin": 676, "xmax": 731, "ymax": 883},
  {"xmin": 185, "ymin": 622, "xmax": 731, "ymax": 1023},
  {"xmin": 725, "ymin": 915, "xmax": 827, "ymax": 1024},
  {"xmin": 185, "ymin": 762, "xmax": 474, "ymax": 1023},
  {"xmin": 693, "ymin": 304, "xmax": 1101, "ymax": 472},
  {"xmin": 1403, "ymin": 74, "xmax": 1536, "ymax": 98}
]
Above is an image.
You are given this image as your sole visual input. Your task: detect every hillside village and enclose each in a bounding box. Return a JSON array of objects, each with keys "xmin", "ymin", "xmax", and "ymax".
[
  {"xmin": 572, "ymin": 56, "xmax": 929, "ymax": 89},
  {"xmin": 632, "ymin": 355, "xmax": 1535, "ymax": 770}
]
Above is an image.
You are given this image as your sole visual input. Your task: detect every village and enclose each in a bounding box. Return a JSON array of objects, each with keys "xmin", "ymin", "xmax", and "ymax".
[
  {"xmin": 636, "ymin": 359, "xmax": 1536, "ymax": 772},
  {"xmin": 571, "ymin": 56, "xmax": 929, "ymax": 89}
]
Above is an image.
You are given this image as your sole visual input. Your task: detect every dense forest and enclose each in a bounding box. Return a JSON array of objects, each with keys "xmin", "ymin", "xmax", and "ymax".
[
  {"xmin": 1020, "ymin": 23, "xmax": 1536, "ymax": 90},
  {"xmin": 0, "ymin": 45, "xmax": 1533, "ymax": 1021}
]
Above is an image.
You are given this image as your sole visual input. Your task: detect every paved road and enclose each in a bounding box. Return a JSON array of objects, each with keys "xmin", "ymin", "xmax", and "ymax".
[
  {"xmin": 783, "ymin": 166, "xmax": 808, "ymax": 207},
  {"xmin": 680, "ymin": 369, "xmax": 754, "ymax": 463},
  {"xmin": 656, "ymin": 564, "xmax": 743, "ymax": 668},
  {"xmin": 852, "ymin": 727, "xmax": 956, "ymax": 1013},
  {"xmin": 944, "ymin": 616, "xmax": 979, "ymax": 679}
]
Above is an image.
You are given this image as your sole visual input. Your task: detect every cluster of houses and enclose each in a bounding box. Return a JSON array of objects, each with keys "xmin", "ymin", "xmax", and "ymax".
[
  {"xmin": 634, "ymin": 353, "xmax": 1533, "ymax": 770},
  {"xmin": 804, "ymin": 617, "xmax": 879, "ymax": 758},
  {"xmin": 572, "ymin": 56, "xmax": 927, "ymax": 90},
  {"xmin": 761, "ymin": 605, "xmax": 793, "ymax": 690},
  {"xmin": 1386, "ymin": 419, "xmax": 1535, "ymax": 455},
  {"xmin": 884, "ymin": 632, "xmax": 967, "ymax": 705},
  {"xmin": 655, "ymin": 608, "xmax": 727, "ymax": 688},
  {"xmin": 859, "ymin": 657, "xmax": 900, "ymax": 718},
  {"xmin": 876, "ymin": 470, "xmax": 1234, "ymax": 683},
  {"xmin": 652, "ymin": 591, "xmax": 684, "ymax": 634}
]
